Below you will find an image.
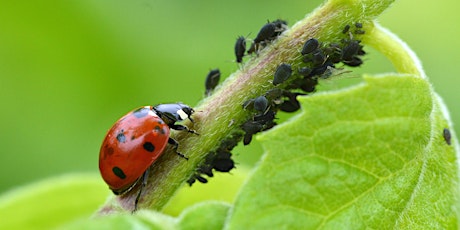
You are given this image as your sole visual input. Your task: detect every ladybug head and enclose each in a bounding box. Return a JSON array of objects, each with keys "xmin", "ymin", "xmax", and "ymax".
[
  {"xmin": 153, "ymin": 103, "xmax": 195, "ymax": 124},
  {"xmin": 177, "ymin": 104, "xmax": 195, "ymax": 123}
]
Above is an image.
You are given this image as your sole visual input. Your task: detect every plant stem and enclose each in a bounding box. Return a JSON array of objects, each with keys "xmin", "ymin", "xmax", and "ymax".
[{"xmin": 363, "ymin": 22, "xmax": 426, "ymax": 78}]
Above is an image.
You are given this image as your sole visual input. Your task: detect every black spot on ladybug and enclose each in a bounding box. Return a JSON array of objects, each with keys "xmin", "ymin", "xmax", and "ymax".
[
  {"xmin": 273, "ymin": 63, "xmax": 292, "ymax": 85},
  {"xmin": 131, "ymin": 136, "xmax": 136, "ymax": 140},
  {"xmin": 133, "ymin": 107, "xmax": 149, "ymax": 118},
  {"xmin": 205, "ymin": 69, "xmax": 221, "ymax": 96},
  {"xmin": 106, "ymin": 146, "xmax": 114, "ymax": 156},
  {"xmin": 234, "ymin": 36, "xmax": 246, "ymax": 63},
  {"xmin": 116, "ymin": 130, "xmax": 126, "ymax": 143},
  {"xmin": 301, "ymin": 38, "xmax": 320, "ymax": 55},
  {"xmin": 112, "ymin": 166, "xmax": 126, "ymax": 179},
  {"xmin": 443, "ymin": 128, "xmax": 451, "ymax": 145},
  {"xmin": 143, "ymin": 142, "xmax": 155, "ymax": 152}
]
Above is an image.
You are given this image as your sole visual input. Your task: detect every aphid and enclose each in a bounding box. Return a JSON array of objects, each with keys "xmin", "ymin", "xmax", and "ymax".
[
  {"xmin": 354, "ymin": 29, "xmax": 365, "ymax": 35},
  {"xmin": 443, "ymin": 128, "xmax": 452, "ymax": 145},
  {"xmin": 248, "ymin": 19, "xmax": 288, "ymax": 54},
  {"xmin": 298, "ymin": 67, "xmax": 312, "ymax": 77},
  {"xmin": 242, "ymin": 120, "xmax": 263, "ymax": 145},
  {"xmin": 234, "ymin": 36, "xmax": 246, "ymax": 63},
  {"xmin": 265, "ymin": 88, "xmax": 283, "ymax": 101},
  {"xmin": 311, "ymin": 50, "xmax": 327, "ymax": 67},
  {"xmin": 343, "ymin": 56, "xmax": 363, "ymax": 67},
  {"xmin": 205, "ymin": 69, "xmax": 221, "ymax": 96},
  {"xmin": 299, "ymin": 77, "xmax": 318, "ymax": 93},
  {"xmin": 243, "ymin": 111, "xmax": 277, "ymax": 145},
  {"xmin": 279, "ymin": 92, "xmax": 302, "ymax": 112},
  {"xmin": 309, "ymin": 61, "xmax": 335, "ymax": 77},
  {"xmin": 301, "ymin": 38, "xmax": 320, "ymax": 55},
  {"xmin": 254, "ymin": 22, "xmax": 277, "ymax": 43},
  {"xmin": 324, "ymin": 43, "xmax": 342, "ymax": 64},
  {"xmin": 272, "ymin": 19, "xmax": 288, "ymax": 37},
  {"xmin": 341, "ymin": 40, "xmax": 362, "ymax": 61},
  {"xmin": 212, "ymin": 150, "xmax": 235, "ymax": 172},
  {"xmin": 273, "ymin": 63, "xmax": 292, "ymax": 85},
  {"xmin": 198, "ymin": 164, "xmax": 214, "ymax": 177},
  {"xmin": 355, "ymin": 22, "xmax": 363, "ymax": 28},
  {"xmin": 253, "ymin": 96, "xmax": 269, "ymax": 114},
  {"xmin": 342, "ymin": 24, "xmax": 350, "ymax": 34}
]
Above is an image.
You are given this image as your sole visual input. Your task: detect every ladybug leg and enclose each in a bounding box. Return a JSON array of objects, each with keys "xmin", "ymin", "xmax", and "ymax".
[
  {"xmin": 169, "ymin": 124, "xmax": 199, "ymax": 135},
  {"xmin": 168, "ymin": 138, "xmax": 189, "ymax": 160},
  {"xmin": 133, "ymin": 168, "xmax": 150, "ymax": 212}
]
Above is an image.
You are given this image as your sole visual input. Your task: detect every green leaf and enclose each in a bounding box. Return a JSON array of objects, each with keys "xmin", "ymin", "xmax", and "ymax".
[
  {"xmin": 226, "ymin": 75, "xmax": 459, "ymax": 229},
  {"xmin": 61, "ymin": 211, "xmax": 176, "ymax": 230},
  {"xmin": 163, "ymin": 167, "xmax": 248, "ymax": 216},
  {"xmin": 177, "ymin": 201, "xmax": 231, "ymax": 230},
  {"xmin": 0, "ymin": 174, "xmax": 108, "ymax": 230},
  {"xmin": 62, "ymin": 201, "xmax": 230, "ymax": 230}
]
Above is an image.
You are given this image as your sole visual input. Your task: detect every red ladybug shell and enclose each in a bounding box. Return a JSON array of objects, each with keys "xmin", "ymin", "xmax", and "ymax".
[{"xmin": 99, "ymin": 106, "xmax": 170, "ymax": 194}]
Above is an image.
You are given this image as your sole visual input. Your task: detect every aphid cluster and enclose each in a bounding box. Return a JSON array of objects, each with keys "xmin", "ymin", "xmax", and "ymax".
[
  {"xmin": 188, "ymin": 22, "xmax": 368, "ymax": 185},
  {"xmin": 187, "ymin": 133, "xmax": 241, "ymax": 185},
  {"xmin": 238, "ymin": 23, "xmax": 367, "ymax": 145}
]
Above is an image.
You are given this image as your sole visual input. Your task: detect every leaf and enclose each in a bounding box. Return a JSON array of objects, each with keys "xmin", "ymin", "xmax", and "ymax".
[
  {"xmin": 177, "ymin": 201, "xmax": 231, "ymax": 230},
  {"xmin": 0, "ymin": 174, "xmax": 108, "ymax": 230},
  {"xmin": 61, "ymin": 211, "xmax": 176, "ymax": 230},
  {"xmin": 226, "ymin": 75, "xmax": 459, "ymax": 229},
  {"xmin": 62, "ymin": 201, "xmax": 230, "ymax": 230}
]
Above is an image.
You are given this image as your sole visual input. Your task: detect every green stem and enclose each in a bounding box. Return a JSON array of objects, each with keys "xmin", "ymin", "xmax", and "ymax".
[
  {"xmin": 97, "ymin": 0, "xmax": 395, "ymax": 214},
  {"xmin": 363, "ymin": 22, "xmax": 426, "ymax": 78}
]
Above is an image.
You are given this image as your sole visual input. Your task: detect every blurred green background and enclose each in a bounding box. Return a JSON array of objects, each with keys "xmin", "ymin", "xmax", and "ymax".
[{"xmin": 0, "ymin": 0, "xmax": 458, "ymax": 193}]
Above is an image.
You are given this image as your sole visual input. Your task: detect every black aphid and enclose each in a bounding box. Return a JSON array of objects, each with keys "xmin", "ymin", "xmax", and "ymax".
[
  {"xmin": 443, "ymin": 128, "xmax": 452, "ymax": 145},
  {"xmin": 301, "ymin": 38, "xmax": 320, "ymax": 55},
  {"xmin": 205, "ymin": 69, "xmax": 221, "ymax": 96},
  {"xmin": 234, "ymin": 36, "xmax": 246, "ymax": 63},
  {"xmin": 273, "ymin": 63, "xmax": 292, "ymax": 85}
]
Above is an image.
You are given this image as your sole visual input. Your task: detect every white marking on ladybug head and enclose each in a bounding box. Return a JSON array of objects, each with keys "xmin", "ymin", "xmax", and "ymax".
[{"xmin": 177, "ymin": 109, "xmax": 189, "ymax": 120}]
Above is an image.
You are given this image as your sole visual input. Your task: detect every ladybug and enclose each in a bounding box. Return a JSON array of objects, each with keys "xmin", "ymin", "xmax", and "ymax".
[{"xmin": 99, "ymin": 103, "xmax": 196, "ymax": 210}]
